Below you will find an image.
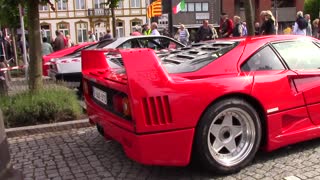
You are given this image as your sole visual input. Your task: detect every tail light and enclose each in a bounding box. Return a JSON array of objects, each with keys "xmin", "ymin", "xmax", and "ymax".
[
  {"xmin": 113, "ymin": 94, "xmax": 131, "ymax": 117},
  {"xmin": 83, "ymin": 80, "xmax": 89, "ymax": 94}
]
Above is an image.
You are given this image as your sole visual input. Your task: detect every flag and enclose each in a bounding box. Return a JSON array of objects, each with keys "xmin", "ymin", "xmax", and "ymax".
[
  {"xmin": 152, "ymin": 0, "xmax": 162, "ymax": 16},
  {"xmin": 173, "ymin": 0, "xmax": 185, "ymax": 14},
  {"xmin": 147, "ymin": 0, "xmax": 162, "ymax": 18}
]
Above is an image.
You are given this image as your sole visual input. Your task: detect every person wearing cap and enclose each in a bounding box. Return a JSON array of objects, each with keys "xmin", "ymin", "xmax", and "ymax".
[{"xmin": 142, "ymin": 24, "xmax": 151, "ymax": 35}]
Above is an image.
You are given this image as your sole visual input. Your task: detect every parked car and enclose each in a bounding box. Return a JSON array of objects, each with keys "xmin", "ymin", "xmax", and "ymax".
[
  {"xmin": 48, "ymin": 35, "xmax": 185, "ymax": 83},
  {"xmin": 81, "ymin": 35, "xmax": 320, "ymax": 174},
  {"xmin": 42, "ymin": 42, "xmax": 95, "ymax": 76}
]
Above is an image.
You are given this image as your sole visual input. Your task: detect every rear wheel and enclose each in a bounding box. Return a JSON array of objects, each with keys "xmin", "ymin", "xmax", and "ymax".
[{"xmin": 194, "ymin": 98, "xmax": 261, "ymax": 174}]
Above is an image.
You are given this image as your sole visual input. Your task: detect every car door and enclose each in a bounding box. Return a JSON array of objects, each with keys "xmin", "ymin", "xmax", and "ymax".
[
  {"xmin": 241, "ymin": 45, "xmax": 306, "ymax": 115},
  {"xmin": 272, "ymin": 40, "xmax": 320, "ymax": 125}
]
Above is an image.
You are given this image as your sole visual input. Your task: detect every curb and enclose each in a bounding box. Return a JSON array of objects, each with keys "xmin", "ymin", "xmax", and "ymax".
[{"xmin": 5, "ymin": 119, "xmax": 93, "ymax": 138}]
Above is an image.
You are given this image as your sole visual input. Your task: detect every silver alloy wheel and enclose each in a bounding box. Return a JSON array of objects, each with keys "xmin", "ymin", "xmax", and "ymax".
[{"xmin": 207, "ymin": 107, "xmax": 256, "ymax": 167}]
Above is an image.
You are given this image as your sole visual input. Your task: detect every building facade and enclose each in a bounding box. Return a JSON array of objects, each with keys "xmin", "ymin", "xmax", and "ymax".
[
  {"xmin": 168, "ymin": 0, "xmax": 305, "ymax": 31},
  {"xmin": 222, "ymin": 0, "xmax": 305, "ymax": 31},
  {"xmin": 170, "ymin": 0, "xmax": 221, "ymax": 27},
  {"xmin": 39, "ymin": 0, "xmax": 148, "ymax": 44}
]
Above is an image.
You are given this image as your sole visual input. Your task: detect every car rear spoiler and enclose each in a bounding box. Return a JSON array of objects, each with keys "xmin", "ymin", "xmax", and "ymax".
[{"xmin": 82, "ymin": 48, "xmax": 172, "ymax": 94}]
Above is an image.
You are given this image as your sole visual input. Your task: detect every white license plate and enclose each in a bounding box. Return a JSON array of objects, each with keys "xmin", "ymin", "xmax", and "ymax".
[{"xmin": 93, "ymin": 87, "xmax": 107, "ymax": 105}]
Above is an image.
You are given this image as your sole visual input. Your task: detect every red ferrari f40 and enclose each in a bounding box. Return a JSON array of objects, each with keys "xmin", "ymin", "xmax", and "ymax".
[{"xmin": 82, "ymin": 35, "xmax": 320, "ymax": 174}]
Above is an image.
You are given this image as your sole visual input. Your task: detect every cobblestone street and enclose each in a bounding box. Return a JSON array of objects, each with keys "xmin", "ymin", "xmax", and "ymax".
[{"xmin": 8, "ymin": 127, "xmax": 320, "ymax": 180}]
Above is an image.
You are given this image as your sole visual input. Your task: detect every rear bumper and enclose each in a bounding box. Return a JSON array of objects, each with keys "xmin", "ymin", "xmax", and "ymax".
[
  {"xmin": 86, "ymin": 100, "xmax": 194, "ymax": 166},
  {"xmin": 48, "ymin": 70, "xmax": 82, "ymax": 83}
]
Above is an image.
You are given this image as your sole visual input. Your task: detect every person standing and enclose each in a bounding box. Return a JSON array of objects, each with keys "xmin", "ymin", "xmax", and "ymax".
[
  {"xmin": 53, "ymin": 30, "xmax": 65, "ymax": 51},
  {"xmin": 130, "ymin": 26, "xmax": 141, "ymax": 36},
  {"xmin": 142, "ymin": 24, "xmax": 151, "ymax": 35},
  {"xmin": 219, "ymin": 13, "xmax": 233, "ymax": 38},
  {"xmin": 151, "ymin": 22, "xmax": 160, "ymax": 35},
  {"xmin": 88, "ymin": 31, "xmax": 96, "ymax": 42},
  {"xmin": 65, "ymin": 35, "xmax": 74, "ymax": 48},
  {"xmin": 196, "ymin": 20, "xmax": 213, "ymax": 42},
  {"xmin": 305, "ymin": 14, "xmax": 312, "ymax": 36},
  {"xmin": 103, "ymin": 29, "xmax": 112, "ymax": 40},
  {"xmin": 178, "ymin": 24, "xmax": 189, "ymax": 45},
  {"xmin": 41, "ymin": 37, "xmax": 53, "ymax": 56},
  {"xmin": 254, "ymin": 22, "xmax": 260, "ymax": 35},
  {"xmin": 232, "ymin": 16, "xmax": 243, "ymax": 37},
  {"xmin": 312, "ymin": 18, "xmax": 319, "ymax": 38},
  {"xmin": 242, "ymin": 22, "xmax": 248, "ymax": 36},
  {"xmin": 262, "ymin": 10, "xmax": 276, "ymax": 35},
  {"xmin": 293, "ymin": 11, "xmax": 307, "ymax": 35}
]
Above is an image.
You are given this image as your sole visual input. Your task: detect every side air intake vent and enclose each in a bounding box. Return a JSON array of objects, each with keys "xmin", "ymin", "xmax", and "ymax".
[{"xmin": 141, "ymin": 96, "xmax": 172, "ymax": 126}]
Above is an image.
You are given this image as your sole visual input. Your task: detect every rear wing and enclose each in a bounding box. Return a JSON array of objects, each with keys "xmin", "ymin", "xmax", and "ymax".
[{"xmin": 81, "ymin": 48, "xmax": 172, "ymax": 95}]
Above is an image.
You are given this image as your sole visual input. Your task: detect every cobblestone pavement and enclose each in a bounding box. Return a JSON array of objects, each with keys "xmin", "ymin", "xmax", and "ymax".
[{"xmin": 8, "ymin": 127, "xmax": 320, "ymax": 180}]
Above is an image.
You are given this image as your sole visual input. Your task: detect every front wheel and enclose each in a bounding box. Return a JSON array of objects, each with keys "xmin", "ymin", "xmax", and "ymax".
[{"xmin": 194, "ymin": 98, "xmax": 262, "ymax": 174}]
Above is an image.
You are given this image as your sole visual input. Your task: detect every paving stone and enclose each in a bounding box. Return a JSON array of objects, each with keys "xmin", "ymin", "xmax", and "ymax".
[{"xmin": 9, "ymin": 127, "xmax": 320, "ymax": 179}]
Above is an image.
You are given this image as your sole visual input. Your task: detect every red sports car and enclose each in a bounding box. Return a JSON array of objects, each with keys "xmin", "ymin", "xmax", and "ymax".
[
  {"xmin": 81, "ymin": 35, "xmax": 320, "ymax": 174},
  {"xmin": 42, "ymin": 42, "xmax": 95, "ymax": 76}
]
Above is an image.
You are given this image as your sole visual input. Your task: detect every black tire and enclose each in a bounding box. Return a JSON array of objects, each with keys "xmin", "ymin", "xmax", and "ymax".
[{"xmin": 193, "ymin": 98, "xmax": 261, "ymax": 174}]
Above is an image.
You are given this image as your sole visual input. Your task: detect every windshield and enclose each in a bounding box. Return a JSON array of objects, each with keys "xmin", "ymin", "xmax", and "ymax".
[{"xmin": 68, "ymin": 39, "xmax": 116, "ymax": 58}]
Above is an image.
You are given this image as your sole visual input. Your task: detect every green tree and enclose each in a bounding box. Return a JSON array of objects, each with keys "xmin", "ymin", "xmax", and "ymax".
[
  {"xmin": 0, "ymin": 0, "xmax": 59, "ymax": 92},
  {"xmin": 102, "ymin": 0, "xmax": 122, "ymax": 38},
  {"xmin": 0, "ymin": 0, "xmax": 20, "ymax": 29},
  {"xmin": 304, "ymin": 0, "xmax": 320, "ymax": 20}
]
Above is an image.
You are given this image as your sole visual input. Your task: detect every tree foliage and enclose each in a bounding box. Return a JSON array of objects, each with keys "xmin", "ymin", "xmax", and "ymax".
[
  {"xmin": 102, "ymin": 0, "xmax": 122, "ymax": 38},
  {"xmin": 0, "ymin": 0, "xmax": 21, "ymax": 28},
  {"xmin": 304, "ymin": 0, "xmax": 320, "ymax": 20},
  {"xmin": 0, "ymin": 0, "xmax": 61, "ymax": 92}
]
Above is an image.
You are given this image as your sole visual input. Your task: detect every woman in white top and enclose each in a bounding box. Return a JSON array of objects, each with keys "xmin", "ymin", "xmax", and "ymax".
[{"xmin": 178, "ymin": 24, "xmax": 189, "ymax": 45}]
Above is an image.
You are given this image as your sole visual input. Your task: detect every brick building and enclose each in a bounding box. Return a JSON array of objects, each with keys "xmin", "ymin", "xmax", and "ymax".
[
  {"xmin": 222, "ymin": 0, "xmax": 305, "ymax": 31},
  {"xmin": 164, "ymin": 0, "xmax": 305, "ymax": 34}
]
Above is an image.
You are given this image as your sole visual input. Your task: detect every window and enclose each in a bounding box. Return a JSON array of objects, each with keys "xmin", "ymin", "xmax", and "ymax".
[
  {"xmin": 202, "ymin": 3, "xmax": 209, "ymax": 11},
  {"xmin": 195, "ymin": 3, "xmax": 202, "ymax": 12},
  {"xmin": 41, "ymin": 24, "xmax": 51, "ymax": 42},
  {"xmin": 116, "ymin": 21, "xmax": 124, "ymax": 38},
  {"xmin": 57, "ymin": 0, "xmax": 67, "ymax": 10},
  {"xmin": 119, "ymin": 39, "xmax": 140, "ymax": 49},
  {"xmin": 75, "ymin": 0, "xmax": 85, "ymax": 9},
  {"xmin": 188, "ymin": 3, "xmax": 194, "ymax": 12},
  {"xmin": 95, "ymin": 0, "xmax": 105, "ymax": 8},
  {"xmin": 183, "ymin": 2, "xmax": 208, "ymax": 12},
  {"xmin": 241, "ymin": 46, "xmax": 285, "ymax": 71},
  {"xmin": 272, "ymin": 0, "xmax": 295, "ymax": 7},
  {"xmin": 57, "ymin": 22, "xmax": 69, "ymax": 36},
  {"xmin": 39, "ymin": 4, "xmax": 48, "ymax": 11},
  {"xmin": 76, "ymin": 22, "xmax": 88, "ymax": 43},
  {"xmin": 118, "ymin": 0, "xmax": 123, "ymax": 8},
  {"xmin": 273, "ymin": 41, "xmax": 320, "ymax": 70},
  {"xmin": 131, "ymin": 0, "xmax": 140, "ymax": 8}
]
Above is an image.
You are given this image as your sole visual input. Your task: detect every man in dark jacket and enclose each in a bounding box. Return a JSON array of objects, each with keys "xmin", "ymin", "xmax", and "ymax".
[
  {"xmin": 196, "ymin": 20, "xmax": 213, "ymax": 42},
  {"xmin": 220, "ymin": 13, "xmax": 233, "ymax": 38},
  {"xmin": 53, "ymin": 30, "xmax": 65, "ymax": 51}
]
